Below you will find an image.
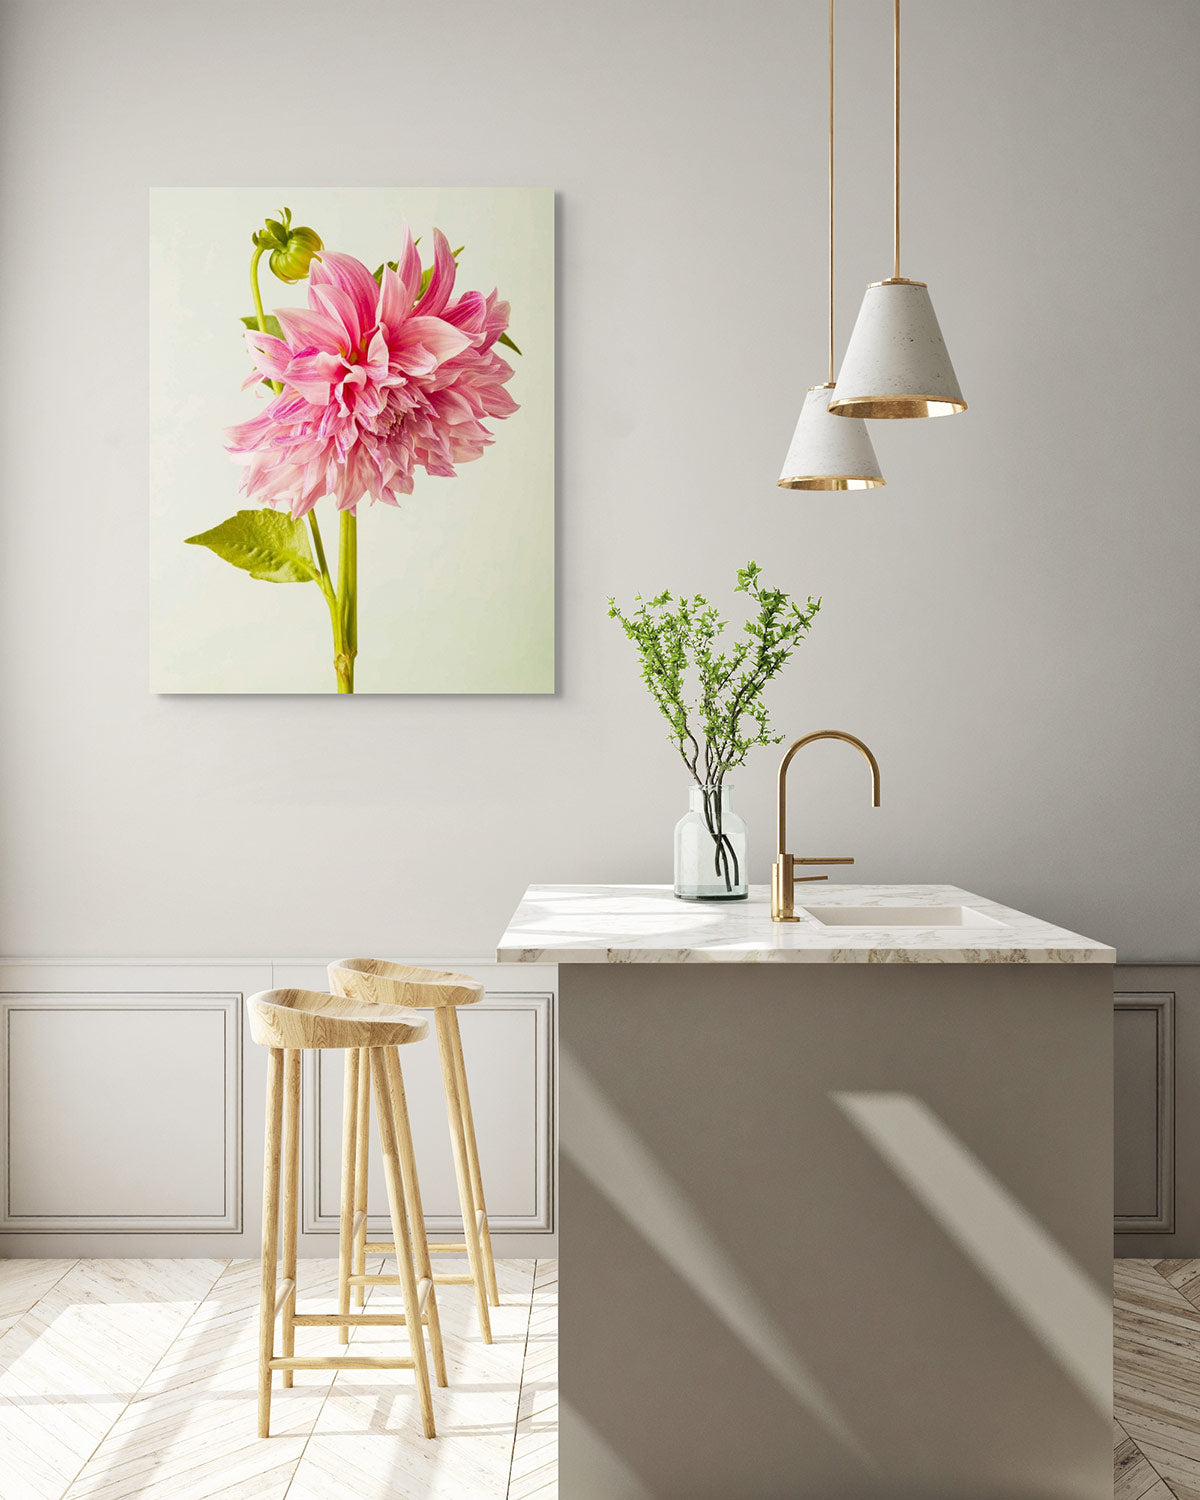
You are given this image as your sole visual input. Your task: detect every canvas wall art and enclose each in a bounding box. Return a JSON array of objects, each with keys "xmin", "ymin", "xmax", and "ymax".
[{"xmin": 150, "ymin": 187, "xmax": 554, "ymax": 693}]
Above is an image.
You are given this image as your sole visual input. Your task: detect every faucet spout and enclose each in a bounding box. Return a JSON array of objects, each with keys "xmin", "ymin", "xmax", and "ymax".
[{"xmin": 772, "ymin": 730, "xmax": 881, "ymax": 921}]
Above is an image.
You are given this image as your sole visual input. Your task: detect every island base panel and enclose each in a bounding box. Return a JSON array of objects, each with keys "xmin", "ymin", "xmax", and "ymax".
[{"xmin": 558, "ymin": 961, "xmax": 1112, "ymax": 1499}]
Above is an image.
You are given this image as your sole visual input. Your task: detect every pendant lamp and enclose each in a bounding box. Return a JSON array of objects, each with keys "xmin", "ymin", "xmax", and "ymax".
[
  {"xmin": 778, "ymin": 0, "xmax": 884, "ymax": 490},
  {"xmin": 828, "ymin": 0, "xmax": 966, "ymax": 420}
]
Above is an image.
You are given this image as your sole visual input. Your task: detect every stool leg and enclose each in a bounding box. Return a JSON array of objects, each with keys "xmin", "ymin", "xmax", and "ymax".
[
  {"xmin": 280, "ymin": 1048, "xmax": 301, "ymax": 1386},
  {"xmin": 353, "ymin": 1047, "xmax": 371, "ymax": 1307},
  {"xmin": 337, "ymin": 1047, "xmax": 360, "ymax": 1345},
  {"xmin": 434, "ymin": 1007, "xmax": 492, "ymax": 1344},
  {"xmin": 385, "ymin": 1046, "xmax": 448, "ymax": 1387},
  {"xmin": 257, "ymin": 1047, "xmax": 284, "ymax": 1439},
  {"xmin": 447, "ymin": 1005, "xmax": 500, "ymax": 1307},
  {"xmin": 370, "ymin": 1047, "xmax": 436, "ymax": 1439}
]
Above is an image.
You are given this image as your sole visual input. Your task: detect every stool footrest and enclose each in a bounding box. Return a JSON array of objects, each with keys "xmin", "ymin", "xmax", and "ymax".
[
  {"xmin": 347, "ymin": 1272, "xmax": 401, "ymax": 1286},
  {"xmin": 293, "ymin": 1311, "xmax": 426, "ymax": 1327},
  {"xmin": 433, "ymin": 1273, "xmax": 475, "ymax": 1285},
  {"xmin": 269, "ymin": 1355, "xmax": 415, "ymax": 1371},
  {"xmin": 363, "ymin": 1234, "xmax": 486, "ymax": 1256},
  {"xmin": 274, "ymin": 1278, "xmax": 296, "ymax": 1318},
  {"xmin": 417, "ymin": 1278, "xmax": 432, "ymax": 1316}
]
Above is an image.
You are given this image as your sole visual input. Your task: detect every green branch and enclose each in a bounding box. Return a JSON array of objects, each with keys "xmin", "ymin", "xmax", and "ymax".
[{"xmin": 608, "ymin": 562, "xmax": 820, "ymax": 789}]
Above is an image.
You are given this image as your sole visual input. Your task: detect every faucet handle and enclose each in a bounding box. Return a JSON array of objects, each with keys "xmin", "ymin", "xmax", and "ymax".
[{"xmin": 771, "ymin": 852, "xmax": 853, "ymax": 920}]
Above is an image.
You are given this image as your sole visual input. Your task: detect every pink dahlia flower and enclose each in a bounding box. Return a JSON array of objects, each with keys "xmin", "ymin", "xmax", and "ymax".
[{"xmin": 225, "ymin": 232, "xmax": 518, "ymax": 517}]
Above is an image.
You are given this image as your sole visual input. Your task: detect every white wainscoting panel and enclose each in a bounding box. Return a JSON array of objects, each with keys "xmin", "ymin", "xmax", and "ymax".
[
  {"xmin": 0, "ymin": 961, "xmax": 269, "ymax": 1249},
  {"xmin": 1, "ymin": 983, "xmax": 245, "ymax": 1234}
]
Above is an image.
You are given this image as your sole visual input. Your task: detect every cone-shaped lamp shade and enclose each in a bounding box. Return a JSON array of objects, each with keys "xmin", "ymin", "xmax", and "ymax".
[
  {"xmin": 778, "ymin": 383, "xmax": 885, "ymax": 490},
  {"xmin": 827, "ymin": 278, "xmax": 966, "ymax": 419}
]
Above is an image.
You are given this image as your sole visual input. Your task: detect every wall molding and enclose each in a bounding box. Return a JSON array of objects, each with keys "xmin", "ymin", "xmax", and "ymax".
[
  {"xmin": 0, "ymin": 989, "xmax": 243, "ymax": 1234},
  {"xmin": 0, "ymin": 957, "xmax": 556, "ymax": 1250},
  {"xmin": 1114, "ymin": 989, "xmax": 1175, "ymax": 1234}
]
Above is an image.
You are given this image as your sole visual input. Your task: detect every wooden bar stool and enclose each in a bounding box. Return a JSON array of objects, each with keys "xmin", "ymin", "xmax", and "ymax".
[
  {"xmin": 328, "ymin": 959, "xmax": 499, "ymax": 1345},
  {"xmin": 247, "ymin": 987, "xmax": 446, "ymax": 1440}
]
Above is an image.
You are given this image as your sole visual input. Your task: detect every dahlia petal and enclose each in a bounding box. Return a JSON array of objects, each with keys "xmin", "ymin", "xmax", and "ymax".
[
  {"xmin": 417, "ymin": 229, "xmax": 457, "ymax": 317},
  {"xmin": 275, "ymin": 304, "xmax": 344, "ymax": 352},
  {"xmin": 286, "ymin": 349, "xmax": 344, "ymax": 382},
  {"xmin": 484, "ymin": 295, "xmax": 511, "ymax": 333},
  {"xmin": 364, "ymin": 327, "xmax": 391, "ymax": 379},
  {"xmin": 391, "ymin": 315, "xmax": 472, "ymax": 374},
  {"xmin": 442, "ymin": 289, "xmax": 486, "ymax": 336},
  {"xmin": 482, "ymin": 385, "xmax": 520, "ymax": 417},
  {"xmin": 310, "ymin": 283, "xmax": 368, "ymax": 347},
  {"xmin": 395, "ymin": 226, "xmax": 422, "ymax": 306},
  {"xmin": 244, "ymin": 329, "xmax": 292, "ymax": 379},
  {"xmin": 310, "ymin": 251, "xmax": 381, "ymax": 340},
  {"xmin": 378, "ymin": 266, "xmax": 408, "ymax": 336}
]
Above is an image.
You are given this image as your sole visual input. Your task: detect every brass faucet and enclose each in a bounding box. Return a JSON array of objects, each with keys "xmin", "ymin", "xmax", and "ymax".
[{"xmin": 770, "ymin": 730, "xmax": 881, "ymax": 921}]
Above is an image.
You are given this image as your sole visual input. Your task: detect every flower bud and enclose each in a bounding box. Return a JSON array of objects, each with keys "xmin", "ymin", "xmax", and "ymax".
[
  {"xmin": 251, "ymin": 207, "xmax": 324, "ymax": 283},
  {"xmin": 269, "ymin": 225, "xmax": 323, "ymax": 282}
]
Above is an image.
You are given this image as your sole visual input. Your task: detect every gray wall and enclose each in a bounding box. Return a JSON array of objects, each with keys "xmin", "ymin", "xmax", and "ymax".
[{"xmin": 1, "ymin": 0, "xmax": 1197, "ymax": 964}]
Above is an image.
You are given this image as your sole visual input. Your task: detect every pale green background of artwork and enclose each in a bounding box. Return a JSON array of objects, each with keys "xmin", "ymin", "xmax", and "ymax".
[{"xmin": 150, "ymin": 186, "xmax": 554, "ymax": 694}]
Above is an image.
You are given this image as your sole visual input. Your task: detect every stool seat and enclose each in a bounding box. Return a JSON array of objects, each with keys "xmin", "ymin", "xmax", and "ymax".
[
  {"xmin": 329, "ymin": 958, "xmax": 483, "ymax": 1009},
  {"xmin": 247, "ymin": 988, "xmax": 428, "ymax": 1051}
]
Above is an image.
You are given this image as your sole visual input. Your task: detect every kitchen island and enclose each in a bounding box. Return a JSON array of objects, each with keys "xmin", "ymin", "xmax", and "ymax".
[{"xmin": 498, "ymin": 882, "xmax": 1115, "ymax": 1499}]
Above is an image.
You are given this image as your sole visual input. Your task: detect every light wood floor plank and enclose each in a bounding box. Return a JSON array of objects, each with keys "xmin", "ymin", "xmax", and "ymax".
[
  {"xmin": 1, "ymin": 1255, "xmax": 558, "ymax": 1500},
  {"xmin": 61, "ymin": 1258, "xmax": 375, "ymax": 1500},
  {"xmin": 1116, "ymin": 1257, "xmax": 1200, "ymax": 1500},
  {"xmin": 1115, "ymin": 1416, "xmax": 1169, "ymax": 1500},
  {"xmin": 0, "ymin": 1262, "xmax": 78, "ymax": 1342},
  {"xmin": 0, "ymin": 1259, "xmax": 226, "ymax": 1500},
  {"xmin": 287, "ymin": 1255, "xmax": 537, "ymax": 1500},
  {"xmin": 508, "ymin": 1258, "xmax": 557, "ymax": 1500},
  {"xmin": 1159, "ymin": 1260, "xmax": 1200, "ymax": 1296}
]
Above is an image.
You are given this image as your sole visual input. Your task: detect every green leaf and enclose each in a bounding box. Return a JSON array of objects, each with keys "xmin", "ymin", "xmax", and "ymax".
[
  {"xmin": 185, "ymin": 509, "xmax": 319, "ymax": 583},
  {"xmin": 498, "ymin": 331, "xmax": 523, "ymax": 356},
  {"xmin": 241, "ymin": 313, "xmax": 283, "ymax": 340}
]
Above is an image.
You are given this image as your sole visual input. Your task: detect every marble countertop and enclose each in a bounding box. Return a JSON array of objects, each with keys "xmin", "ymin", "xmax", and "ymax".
[{"xmin": 495, "ymin": 883, "xmax": 1116, "ymax": 965}]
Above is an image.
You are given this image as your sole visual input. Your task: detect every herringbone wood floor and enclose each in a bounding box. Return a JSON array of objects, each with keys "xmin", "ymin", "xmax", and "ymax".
[
  {"xmin": 0, "ymin": 1256, "xmax": 557, "ymax": 1500},
  {"xmin": 1115, "ymin": 1258, "xmax": 1200, "ymax": 1499}
]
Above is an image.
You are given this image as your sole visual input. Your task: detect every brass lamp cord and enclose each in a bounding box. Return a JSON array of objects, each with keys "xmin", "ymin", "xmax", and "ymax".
[
  {"xmin": 893, "ymin": 0, "xmax": 901, "ymax": 280},
  {"xmin": 827, "ymin": 0, "xmax": 835, "ymax": 384}
]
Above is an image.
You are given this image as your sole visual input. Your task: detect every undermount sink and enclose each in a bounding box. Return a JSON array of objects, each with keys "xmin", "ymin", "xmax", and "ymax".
[{"xmin": 799, "ymin": 904, "xmax": 1007, "ymax": 928}]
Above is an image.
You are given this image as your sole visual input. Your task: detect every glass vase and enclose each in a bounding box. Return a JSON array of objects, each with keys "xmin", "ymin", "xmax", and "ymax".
[{"xmin": 674, "ymin": 783, "xmax": 748, "ymax": 901}]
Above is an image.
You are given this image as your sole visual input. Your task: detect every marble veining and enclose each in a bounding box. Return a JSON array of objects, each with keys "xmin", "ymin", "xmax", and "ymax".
[{"xmin": 496, "ymin": 884, "xmax": 1115, "ymax": 965}]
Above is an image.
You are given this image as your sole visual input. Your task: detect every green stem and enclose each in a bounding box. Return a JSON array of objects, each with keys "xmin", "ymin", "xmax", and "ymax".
[
  {"xmin": 249, "ymin": 245, "xmax": 279, "ymax": 393},
  {"xmin": 252, "ymin": 243, "xmax": 343, "ymax": 689},
  {"xmin": 335, "ymin": 510, "xmax": 357, "ymax": 693},
  {"xmin": 306, "ymin": 510, "xmax": 336, "ymax": 609}
]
